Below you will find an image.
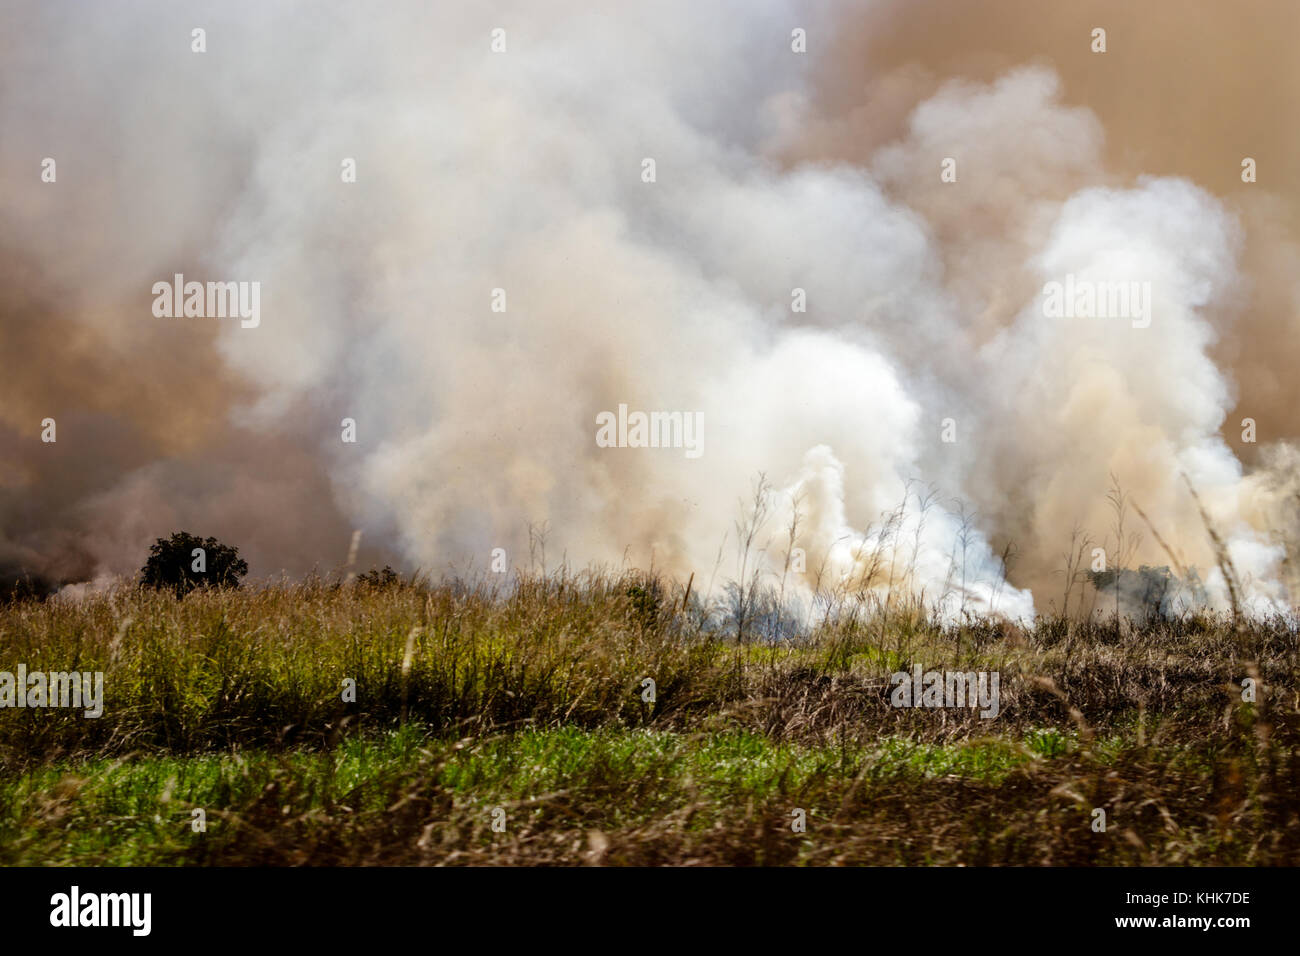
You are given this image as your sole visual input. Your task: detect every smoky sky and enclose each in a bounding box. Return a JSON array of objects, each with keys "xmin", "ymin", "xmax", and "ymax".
[{"xmin": 3, "ymin": 1, "xmax": 1298, "ymax": 615}]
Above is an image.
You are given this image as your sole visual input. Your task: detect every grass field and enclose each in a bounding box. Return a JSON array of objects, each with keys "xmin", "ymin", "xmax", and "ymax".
[{"xmin": 1, "ymin": 571, "xmax": 1296, "ymax": 865}]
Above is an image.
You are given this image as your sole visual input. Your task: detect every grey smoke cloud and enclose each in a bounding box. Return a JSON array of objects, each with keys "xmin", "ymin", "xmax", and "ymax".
[{"xmin": 2, "ymin": 1, "xmax": 1296, "ymax": 618}]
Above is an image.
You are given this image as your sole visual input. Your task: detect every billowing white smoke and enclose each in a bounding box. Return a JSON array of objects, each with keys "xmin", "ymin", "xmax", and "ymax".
[
  {"xmin": 195, "ymin": 2, "xmax": 1041, "ymax": 616},
  {"xmin": 4, "ymin": 2, "xmax": 1294, "ymax": 619},
  {"xmin": 987, "ymin": 178, "xmax": 1287, "ymax": 613}
]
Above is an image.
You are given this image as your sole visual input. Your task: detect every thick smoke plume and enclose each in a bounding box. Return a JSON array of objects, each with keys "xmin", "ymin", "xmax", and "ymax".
[{"xmin": 2, "ymin": 1, "xmax": 1298, "ymax": 618}]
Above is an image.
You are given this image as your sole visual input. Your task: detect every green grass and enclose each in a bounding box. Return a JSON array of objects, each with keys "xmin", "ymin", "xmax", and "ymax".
[
  {"xmin": 0, "ymin": 723, "xmax": 1283, "ymax": 866},
  {"xmin": 0, "ymin": 573, "xmax": 1296, "ymax": 865}
]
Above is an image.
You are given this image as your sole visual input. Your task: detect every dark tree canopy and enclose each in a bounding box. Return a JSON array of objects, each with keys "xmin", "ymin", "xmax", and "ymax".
[
  {"xmin": 140, "ymin": 532, "xmax": 248, "ymax": 597},
  {"xmin": 356, "ymin": 565, "xmax": 402, "ymax": 589}
]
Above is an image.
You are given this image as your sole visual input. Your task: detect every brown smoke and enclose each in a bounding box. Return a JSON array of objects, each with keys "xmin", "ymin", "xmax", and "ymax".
[
  {"xmin": 798, "ymin": 0, "xmax": 1300, "ymax": 448},
  {"xmin": 2, "ymin": 1, "xmax": 1297, "ymax": 617}
]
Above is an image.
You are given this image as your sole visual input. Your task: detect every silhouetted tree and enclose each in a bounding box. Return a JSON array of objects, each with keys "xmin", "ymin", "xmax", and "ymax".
[{"xmin": 140, "ymin": 532, "xmax": 248, "ymax": 598}]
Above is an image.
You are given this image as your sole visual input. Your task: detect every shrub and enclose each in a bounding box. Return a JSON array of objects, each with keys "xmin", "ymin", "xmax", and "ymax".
[{"xmin": 356, "ymin": 565, "xmax": 403, "ymax": 590}]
